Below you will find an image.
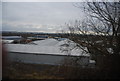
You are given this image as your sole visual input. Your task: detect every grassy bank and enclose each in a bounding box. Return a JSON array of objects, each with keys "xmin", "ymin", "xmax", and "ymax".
[{"xmin": 3, "ymin": 61, "xmax": 120, "ymax": 79}]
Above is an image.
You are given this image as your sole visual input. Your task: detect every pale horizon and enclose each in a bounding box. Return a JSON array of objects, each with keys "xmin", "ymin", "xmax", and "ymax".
[{"xmin": 2, "ymin": 2, "xmax": 85, "ymax": 33}]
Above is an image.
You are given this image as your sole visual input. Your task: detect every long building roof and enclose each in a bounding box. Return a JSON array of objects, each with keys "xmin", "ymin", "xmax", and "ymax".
[{"xmin": 6, "ymin": 38, "xmax": 90, "ymax": 57}]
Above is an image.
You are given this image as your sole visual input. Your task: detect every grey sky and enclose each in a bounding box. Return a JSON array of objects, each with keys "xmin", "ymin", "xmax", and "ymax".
[{"xmin": 2, "ymin": 2, "xmax": 85, "ymax": 33}]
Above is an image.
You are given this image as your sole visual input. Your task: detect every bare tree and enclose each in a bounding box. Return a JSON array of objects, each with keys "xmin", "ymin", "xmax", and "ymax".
[
  {"xmin": 65, "ymin": 2, "xmax": 120, "ymax": 69},
  {"xmin": 84, "ymin": 2, "xmax": 120, "ymax": 55}
]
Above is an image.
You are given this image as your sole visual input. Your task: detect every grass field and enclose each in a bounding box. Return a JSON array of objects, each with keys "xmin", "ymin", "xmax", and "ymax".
[
  {"xmin": 3, "ymin": 61, "xmax": 119, "ymax": 79},
  {"xmin": 3, "ymin": 62, "xmax": 65, "ymax": 79}
]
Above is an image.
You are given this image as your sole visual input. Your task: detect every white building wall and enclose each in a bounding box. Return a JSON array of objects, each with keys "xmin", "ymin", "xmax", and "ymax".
[{"xmin": 8, "ymin": 52, "xmax": 90, "ymax": 66}]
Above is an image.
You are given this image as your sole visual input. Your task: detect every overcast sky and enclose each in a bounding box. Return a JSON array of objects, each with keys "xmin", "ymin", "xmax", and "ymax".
[{"xmin": 2, "ymin": 2, "xmax": 85, "ymax": 33}]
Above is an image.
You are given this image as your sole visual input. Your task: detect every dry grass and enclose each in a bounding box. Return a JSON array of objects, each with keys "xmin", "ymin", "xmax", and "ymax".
[
  {"xmin": 3, "ymin": 60, "xmax": 119, "ymax": 79},
  {"xmin": 3, "ymin": 62, "xmax": 64, "ymax": 79}
]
